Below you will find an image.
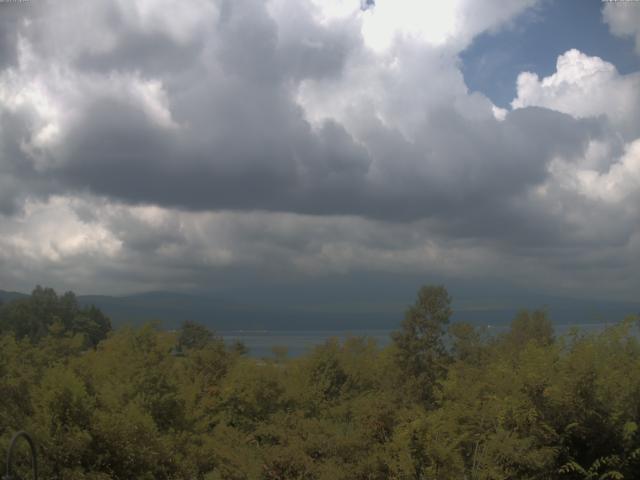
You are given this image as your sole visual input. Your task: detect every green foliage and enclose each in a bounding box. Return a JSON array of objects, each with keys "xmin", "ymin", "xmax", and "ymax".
[
  {"xmin": 178, "ymin": 320, "xmax": 216, "ymax": 350},
  {"xmin": 502, "ymin": 309, "xmax": 555, "ymax": 350},
  {"xmin": 1, "ymin": 285, "xmax": 640, "ymax": 479},
  {"xmin": 392, "ymin": 285, "xmax": 452, "ymax": 405}
]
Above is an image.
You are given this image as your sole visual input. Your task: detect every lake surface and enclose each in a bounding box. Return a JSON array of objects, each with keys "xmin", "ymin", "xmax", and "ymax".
[
  {"xmin": 221, "ymin": 322, "xmax": 623, "ymax": 358},
  {"xmin": 220, "ymin": 329, "xmax": 393, "ymax": 358}
]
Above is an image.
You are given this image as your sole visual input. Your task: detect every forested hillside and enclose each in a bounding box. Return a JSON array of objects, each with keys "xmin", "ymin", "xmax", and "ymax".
[{"xmin": 1, "ymin": 286, "xmax": 639, "ymax": 479}]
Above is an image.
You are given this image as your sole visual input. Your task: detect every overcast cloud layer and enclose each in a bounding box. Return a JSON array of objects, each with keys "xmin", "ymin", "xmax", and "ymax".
[{"xmin": 0, "ymin": 0, "xmax": 639, "ymax": 300}]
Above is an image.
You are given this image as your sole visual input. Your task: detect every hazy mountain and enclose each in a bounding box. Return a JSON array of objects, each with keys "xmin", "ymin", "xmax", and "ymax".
[
  {"xmin": 2, "ymin": 286, "xmax": 638, "ymax": 331},
  {"xmin": 0, "ymin": 290, "xmax": 28, "ymax": 304}
]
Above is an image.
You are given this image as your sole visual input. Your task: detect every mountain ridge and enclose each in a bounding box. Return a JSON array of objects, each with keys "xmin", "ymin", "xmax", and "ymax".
[{"xmin": 2, "ymin": 288, "xmax": 638, "ymax": 331}]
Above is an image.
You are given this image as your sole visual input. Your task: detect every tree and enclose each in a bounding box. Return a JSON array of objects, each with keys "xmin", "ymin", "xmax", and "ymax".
[
  {"xmin": 81, "ymin": 305, "xmax": 112, "ymax": 348},
  {"xmin": 504, "ymin": 309, "xmax": 554, "ymax": 350},
  {"xmin": 0, "ymin": 287, "xmax": 111, "ymax": 346},
  {"xmin": 392, "ymin": 285, "xmax": 452, "ymax": 406},
  {"xmin": 178, "ymin": 320, "xmax": 215, "ymax": 350},
  {"xmin": 448, "ymin": 322, "xmax": 485, "ymax": 363}
]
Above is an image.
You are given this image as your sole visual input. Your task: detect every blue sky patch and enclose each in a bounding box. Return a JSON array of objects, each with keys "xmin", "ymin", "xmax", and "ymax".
[{"xmin": 461, "ymin": 0, "xmax": 640, "ymax": 107}]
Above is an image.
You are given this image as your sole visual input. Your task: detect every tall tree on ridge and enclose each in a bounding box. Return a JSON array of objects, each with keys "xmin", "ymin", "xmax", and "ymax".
[{"xmin": 392, "ymin": 285, "xmax": 452, "ymax": 406}]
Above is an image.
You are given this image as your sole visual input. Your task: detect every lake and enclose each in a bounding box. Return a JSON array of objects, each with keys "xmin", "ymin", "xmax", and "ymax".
[
  {"xmin": 221, "ymin": 322, "xmax": 623, "ymax": 358},
  {"xmin": 220, "ymin": 329, "xmax": 393, "ymax": 358}
]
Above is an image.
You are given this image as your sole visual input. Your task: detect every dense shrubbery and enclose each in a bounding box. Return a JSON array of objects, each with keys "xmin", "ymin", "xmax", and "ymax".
[{"xmin": 1, "ymin": 286, "xmax": 639, "ymax": 479}]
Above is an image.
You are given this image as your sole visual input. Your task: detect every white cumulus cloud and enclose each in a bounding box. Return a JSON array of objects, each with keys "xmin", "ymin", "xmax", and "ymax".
[
  {"xmin": 603, "ymin": 2, "xmax": 640, "ymax": 54},
  {"xmin": 512, "ymin": 49, "xmax": 640, "ymax": 140}
]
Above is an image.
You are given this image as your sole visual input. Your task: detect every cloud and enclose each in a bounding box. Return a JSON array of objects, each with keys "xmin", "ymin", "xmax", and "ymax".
[
  {"xmin": 0, "ymin": 0, "xmax": 598, "ymax": 222},
  {"xmin": 512, "ymin": 49, "xmax": 640, "ymax": 140},
  {"xmin": 359, "ymin": 0, "xmax": 539, "ymax": 53},
  {"xmin": 508, "ymin": 49, "xmax": 640, "ymax": 263},
  {"xmin": 603, "ymin": 2, "xmax": 640, "ymax": 54},
  {"xmin": 1, "ymin": 194, "xmax": 638, "ymax": 300},
  {"xmin": 0, "ymin": 0, "xmax": 638, "ymax": 300}
]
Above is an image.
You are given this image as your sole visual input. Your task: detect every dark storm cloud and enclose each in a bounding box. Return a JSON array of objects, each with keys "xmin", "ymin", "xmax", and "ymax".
[
  {"xmin": 1, "ymin": 0, "xmax": 639, "ymax": 300},
  {"xmin": 0, "ymin": 3, "xmax": 32, "ymax": 69},
  {"xmin": 0, "ymin": 108, "xmax": 60, "ymax": 215},
  {"xmin": 0, "ymin": 0, "xmax": 599, "ymax": 225},
  {"xmin": 0, "ymin": 0, "xmax": 618, "ymax": 241},
  {"xmin": 51, "ymin": 94, "xmax": 601, "ymax": 230},
  {"xmin": 54, "ymin": 97, "xmax": 366, "ymax": 212}
]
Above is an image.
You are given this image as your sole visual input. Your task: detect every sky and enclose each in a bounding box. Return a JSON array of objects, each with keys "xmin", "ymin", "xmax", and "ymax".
[{"xmin": 0, "ymin": 0, "xmax": 639, "ymax": 304}]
